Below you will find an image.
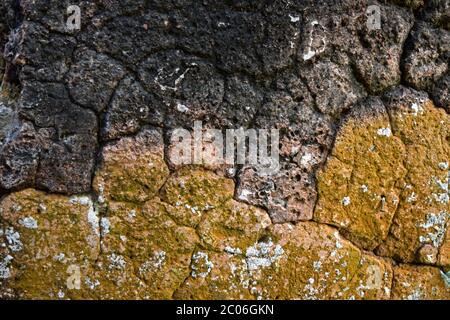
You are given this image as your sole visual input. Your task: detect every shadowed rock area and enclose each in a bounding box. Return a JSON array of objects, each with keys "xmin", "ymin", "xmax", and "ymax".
[{"xmin": 0, "ymin": 0, "xmax": 449, "ymax": 299}]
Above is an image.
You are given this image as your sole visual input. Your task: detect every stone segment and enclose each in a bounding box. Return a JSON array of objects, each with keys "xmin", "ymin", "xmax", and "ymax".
[
  {"xmin": 316, "ymin": 86, "xmax": 450, "ymax": 264},
  {"xmin": 391, "ymin": 264, "xmax": 450, "ymax": 300},
  {"xmin": 0, "ymin": 189, "xmax": 100, "ymax": 299},
  {"xmin": 237, "ymin": 162, "xmax": 318, "ymax": 223},
  {"xmin": 138, "ymin": 50, "xmax": 225, "ymax": 129},
  {"xmin": 431, "ymin": 73, "xmax": 450, "ymax": 112},
  {"xmin": 350, "ymin": 4, "xmax": 414, "ymax": 94},
  {"xmin": 403, "ymin": 22, "xmax": 450, "ymax": 92},
  {"xmin": 375, "ymin": 87, "xmax": 450, "ymax": 266},
  {"xmin": 93, "ymin": 128, "xmax": 169, "ymax": 203},
  {"xmin": 81, "ymin": 5, "xmax": 175, "ymax": 67},
  {"xmin": 197, "ymin": 199, "xmax": 272, "ymax": 252},
  {"xmin": 315, "ymin": 96, "xmax": 407, "ymax": 250},
  {"xmin": 241, "ymin": 76, "xmax": 335, "ymax": 223},
  {"xmin": 302, "ymin": 60, "xmax": 366, "ymax": 116},
  {"xmin": 12, "ymin": 81, "xmax": 98, "ymax": 193},
  {"xmin": 66, "ymin": 49, "xmax": 126, "ymax": 113},
  {"xmin": 102, "ymin": 76, "xmax": 164, "ymax": 140},
  {"xmin": 0, "ymin": 122, "xmax": 41, "ymax": 191},
  {"xmin": 0, "ymin": 99, "xmax": 14, "ymax": 146}
]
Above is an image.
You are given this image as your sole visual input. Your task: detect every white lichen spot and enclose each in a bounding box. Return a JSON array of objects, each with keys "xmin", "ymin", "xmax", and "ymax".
[
  {"xmin": 100, "ymin": 217, "xmax": 110, "ymax": 236},
  {"xmin": 289, "ymin": 14, "xmax": 300, "ymax": 23},
  {"xmin": 154, "ymin": 66, "xmax": 192, "ymax": 92},
  {"xmin": 440, "ymin": 270, "xmax": 450, "ymax": 287},
  {"xmin": 313, "ymin": 261, "xmax": 322, "ymax": 272},
  {"xmin": 85, "ymin": 277, "xmax": 100, "ymax": 290},
  {"xmin": 410, "ymin": 103, "xmax": 423, "ymax": 116},
  {"xmin": 176, "ymin": 103, "xmax": 189, "ymax": 113},
  {"xmin": 364, "ymin": 264, "xmax": 382, "ymax": 290},
  {"xmin": 5, "ymin": 227, "xmax": 23, "ymax": 252},
  {"xmin": 377, "ymin": 127, "xmax": 391, "ymax": 137},
  {"xmin": 97, "ymin": 184, "xmax": 105, "ymax": 204},
  {"xmin": 191, "ymin": 251, "xmax": 214, "ymax": 278},
  {"xmin": 433, "ymin": 176, "xmax": 449, "ymax": 193},
  {"xmin": 407, "ymin": 287, "xmax": 423, "ymax": 300},
  {"xmin": 69, "ymin": 196, "xmax": 99, "ymax": 236},
  {"xmin": 401, "ymin": 282, "xmax": 411, "ymax": 288},
  {"xmin": 438, "ymin": 162, "xmax": 449, "ymax": 170},
  {"xmin": 303, "ymin": 49, "xmax": 317, "ymax": 61},
  {"xmin": 0, "ymin": 255, "xmax": 13, "ymax": 279},
  {"xmin": 12, "ymin": 204, "xmax": 22, "ymax": 212},
  {"xmin": 341, "ymin": 197, "xmax": 351, "ymax": 206},
  {"xmin": 53, "ymin": 253, "xmax": 66, "ymax": 262},
  {"xmin": 238, "ymin": 189, "xmax": 253, "ymax": 201},
  {"xmin": 418, "ymin": 211, "xmax": 449, "ymax": 247},
  {"xmin": 128, "ymin": 209, "xmax": 136, "ymax": 220},
  {"xmin": 425, "ymin": 254, "xmax": 435, "ymax": 264},
  {"xmin": 19, "ymin": 216, "xmax": 38, "ymax": 229},
  {"xmin": 302, "ymin": 20, "xmax": 326, "ymax": 61},
  {"xmin": 245, "ymin": 238, "xmax": 284, "ymax": 271},
  {"xmin": 108, "ymin": 253, "xmax": 126, "ymax": 270},
  {"xmin": 139, "ymin": 251, "xmax": 166, "ymax": 275},
  {"xmin": 335, "ymin": 239, "xmax": 343, "ymax": 249},
  {"xmin": 303, "ymin": 277, "xmax": 319, "ymax": 300},
  {"xmin": 434, "ymin": 193, "xmax": 449, "ymax": 204},
  {"xmin": 224, "ymin": 246, "xmax": 242, "ymax": 255},
  {"xmin": 361, "ymin": 185, "xmax": 369, "ymax": 193},
  {"xmin": 66, "ymin": 265, "xmax": 81, "ymax": 290},
  {"xmin": 407, "ymin": 192, "xmax": 417, "ymax": 203},
  {"xmin": 300, "ymin": 152, "xmax": 314, "ymax": 167},
  {"xmin": 431, "ymin": 173, "xmax": 449, "ymax": 205}
]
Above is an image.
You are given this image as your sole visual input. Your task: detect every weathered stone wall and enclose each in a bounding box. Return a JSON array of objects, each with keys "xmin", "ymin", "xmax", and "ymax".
[{"xmin": 0, "ymin": 0, "xmax": 449, "ymax": 299}]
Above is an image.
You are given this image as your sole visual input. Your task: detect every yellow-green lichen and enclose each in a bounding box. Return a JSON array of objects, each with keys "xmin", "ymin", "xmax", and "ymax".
[
  {"xmin": 0, "ymin": 189, "xmax": 99, "ymax": 299},
  {"xmin": 93, "ymin": 128, "xmax": 170, "ymax": 203},
  {"xmin": 315, "ymin": 102, "xmax": 406, "ymax": 250},
  {"xmin": 315, "ymin": 97, "xmax": 449, "ymax": 268}
]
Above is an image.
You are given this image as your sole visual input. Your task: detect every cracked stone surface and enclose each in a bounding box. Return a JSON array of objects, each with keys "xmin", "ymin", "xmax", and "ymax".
[
  {"xmin": 315, "ymin": 95, "xmax": 407, "ymax": 250},
  {"xmin": 0, "ymin": 0, "xmax": 449, "ymax": 299}
]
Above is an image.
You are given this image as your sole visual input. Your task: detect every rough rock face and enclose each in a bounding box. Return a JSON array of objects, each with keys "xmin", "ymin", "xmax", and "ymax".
[
  {"xmin": 315, "ymin": 87, "xmax": 450, "ymax": 261},
  {"xmin": 0, "ymin": 0, "xmax": 449, "ymax": 299}
]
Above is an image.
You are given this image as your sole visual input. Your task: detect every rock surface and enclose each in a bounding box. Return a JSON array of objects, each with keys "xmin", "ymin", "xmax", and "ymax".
[{"xmin": 0, "ymin": 0, "xmax": 449, "ymax": 299}]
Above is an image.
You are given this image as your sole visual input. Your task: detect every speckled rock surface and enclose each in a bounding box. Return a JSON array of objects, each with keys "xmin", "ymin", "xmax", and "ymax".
[{"xmin": 0, "ymin": 0, "xmax": 449, "ymax": 300}]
